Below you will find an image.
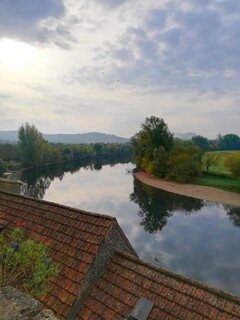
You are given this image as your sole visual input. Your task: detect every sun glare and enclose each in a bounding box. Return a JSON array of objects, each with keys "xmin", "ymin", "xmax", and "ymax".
[{"xmin": 0, "ymin": 39, "xmax": 37, "ymax": 70}]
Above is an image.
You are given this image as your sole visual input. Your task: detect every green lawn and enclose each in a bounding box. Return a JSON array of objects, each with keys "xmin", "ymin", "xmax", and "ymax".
[
  {"xmin": 195, "ymin": 174, "xmax": 240, "ymax": 193},
  {"xmin": 203, "ymin": 150, "xmax": 240, "ymax": 175},
  {"xmin": 197, "ymin": 151, "xmax": 240, "ymax": 193}
]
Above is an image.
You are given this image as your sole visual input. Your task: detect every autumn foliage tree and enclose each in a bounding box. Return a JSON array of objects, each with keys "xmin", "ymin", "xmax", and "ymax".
[
  {"xmin": 167, "ymin": 146, "xmax": 202, "ymax": 183},
  {"xmin": 132, "ymin": 116, "xmax": 202, "ymax": 182},
  {"xmin": 225, "ymin": 154, "xmax": 240, "ymax": 178},
  {"xmin": 132, "ymin": 116, "xmax": 173, "ymax": 174}
]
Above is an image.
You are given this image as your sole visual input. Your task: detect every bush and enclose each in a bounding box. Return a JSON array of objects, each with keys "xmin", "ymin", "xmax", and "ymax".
[
  {"xmin": 0, "ymin": 225, "xmax": 58, "ymax": 296},
  {"xmin": 166, "ymin": 146, "xmax": 202, "ymax": 183},
  {"xmin": 167, "ymin": 152, "xmax": 202, "ymax": 183},
  {"xmin": 150, "ymin": 147, "xmax": 167, "ymax": 177},
  {"xmin": 225, "ymin": 154, "xmax": 240, "ymax": 178}
]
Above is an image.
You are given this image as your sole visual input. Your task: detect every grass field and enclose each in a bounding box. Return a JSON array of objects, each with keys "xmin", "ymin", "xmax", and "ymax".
[
  {"xmin": 195, "ymin": 151, "xmax": 240, "ymax": 193},
  {"xmin": 203, "ymin": 150, "xmax": 240, "ymax": 175},
  {"xmin": 196, "ymin": 174, "xmax": 240, "ymax": 193}
]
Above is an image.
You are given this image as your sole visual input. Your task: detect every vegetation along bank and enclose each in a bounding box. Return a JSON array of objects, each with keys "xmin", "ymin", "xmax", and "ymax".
[
  {"xmin": 0, "ymin": 118, "xmax": 240, "ymax": 199},
  {"xmin": 0, "ymin": 123, "xmax": 133, "ymax": 176},
  {"xmin": 132, "ymin": 116, "xmax": 240, "ymax": 195}
]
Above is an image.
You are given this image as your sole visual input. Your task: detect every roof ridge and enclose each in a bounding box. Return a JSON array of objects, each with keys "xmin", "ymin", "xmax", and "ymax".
[
  {"xmin": 114, "ymin": 250, "xmax": 240, "ymax": 305},
  {"xmin": 0, "ymin": 190, "xmax": 115, "ymax": 221}
]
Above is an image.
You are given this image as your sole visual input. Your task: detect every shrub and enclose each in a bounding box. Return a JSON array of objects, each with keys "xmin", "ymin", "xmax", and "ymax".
[
  {"xmin": 166, "ymin": 146, "xmax": 202, "ymax": 183},
  {"xmin": 167, "ymin": 152, "xmax": 202, "ymax": 183},
  {"xmin": 225, "ymin": 154, "xmax": 240, "ymax": 178},
  {"xmin": 0, "ymin": 225, "xmax": 58, "ymax": 296}
]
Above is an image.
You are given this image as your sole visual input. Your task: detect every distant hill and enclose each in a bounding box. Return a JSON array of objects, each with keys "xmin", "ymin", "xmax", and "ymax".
[
  {"xmin": 0, "ymin": 131, "xmax": 129, "ymax": 144},
  {"xmin": 0, "ymin": 130, "xmax": 198, "ymax": 143},
  {"xmin": 174, "ymin": 132, "xmax": 197, "ymax": 140},
  {"xmin": 0, "ymin": 131, "xmax": 17, "ymax": 143},
  {"xmin": 44, "ymin": 132, "xmax": 129, "ymax": 144}
]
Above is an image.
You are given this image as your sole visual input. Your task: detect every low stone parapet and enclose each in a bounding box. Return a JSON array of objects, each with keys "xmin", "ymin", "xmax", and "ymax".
[{"xmin": 0, "ymin": 286, "xmax": 59, "ymax": 320}]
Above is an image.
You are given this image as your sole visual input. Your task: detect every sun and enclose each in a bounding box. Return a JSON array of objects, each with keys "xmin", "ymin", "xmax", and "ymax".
[{"xmin": 0, "ymin": 38, "xmax": 37, "ymax": 70}]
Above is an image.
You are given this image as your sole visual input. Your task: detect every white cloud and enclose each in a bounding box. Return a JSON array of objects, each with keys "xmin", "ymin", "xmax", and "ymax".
[{"xmin": 0, "ymin": 0, "xmax": 239, "ymax": 137}]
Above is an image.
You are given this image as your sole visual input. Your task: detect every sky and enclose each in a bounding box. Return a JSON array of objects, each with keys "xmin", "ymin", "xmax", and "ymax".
[{"xmin": 0, "ymin": 0, "xmax": 239, "ymax": 138}]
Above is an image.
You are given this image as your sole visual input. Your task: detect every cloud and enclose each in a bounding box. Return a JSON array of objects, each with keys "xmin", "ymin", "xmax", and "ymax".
[
  {"xmin": 0, "ymin": 0, "xmax": 240, "ymax": 137},
  {"xmin": 62, "ymin": 0, "xmax": 240, "ymax": 95},
  {"xmin": 0, "ymin": 0, "xmax": 76, "ymax": 48},
  {"xmin": 0, "ymin": 94, "xmax": 12, "ymax": 100},
  {"xmin": 92, "ymin": 0, "xmax": 129, "ymax": 9},
  {"xmin": 52, "ymin": 97, "xmax": 98, "ymax": 115},
  {"xmin": 146, "ymin": 9, "xmax": 167, "ymax": 29},
  {"xmin": 0, "ymin": 107, "xmax": 24, "ymax": 129}
]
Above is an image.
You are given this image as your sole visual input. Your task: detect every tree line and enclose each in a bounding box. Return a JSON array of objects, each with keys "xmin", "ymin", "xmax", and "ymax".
[
  {"xmin": 132, "ymin": 116, "xmax": 240, "ymax": 182},
  {"xmin": 0, "ymin": 120, "xmax": 239, "ymax": 180},
  {"xmin": 0, "ymin": 123, "xmax": 133, "ymax": 174},
  {"xmin": 192, "ymin": 134, "xmax": 240, "ymax": 151}
]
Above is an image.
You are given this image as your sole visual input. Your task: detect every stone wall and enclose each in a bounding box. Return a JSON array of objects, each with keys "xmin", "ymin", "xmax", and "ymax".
[{"xmin": 0, "ymin": 286, "xmax": 59, "ymax": 320}]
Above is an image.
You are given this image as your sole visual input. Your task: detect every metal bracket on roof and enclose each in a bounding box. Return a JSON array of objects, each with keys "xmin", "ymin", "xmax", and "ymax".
[{"xmin": 128, "ymin": 297, "xmax": 154, "ymax": 320}]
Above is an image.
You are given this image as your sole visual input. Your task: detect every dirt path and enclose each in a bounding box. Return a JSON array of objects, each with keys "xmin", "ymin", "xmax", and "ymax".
[{"xmin": 135, "ymin": 171, "xmax": 240, "ymax": 206}]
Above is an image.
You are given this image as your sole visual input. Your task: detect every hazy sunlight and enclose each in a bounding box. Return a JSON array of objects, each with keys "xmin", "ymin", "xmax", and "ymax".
[{"xmin": 0, "ymin": 38, "xmax": 37, "ymax": 70}]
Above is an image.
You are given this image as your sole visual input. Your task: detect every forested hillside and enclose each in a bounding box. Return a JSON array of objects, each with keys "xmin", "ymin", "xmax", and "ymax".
[{"xmin": 0, "ymin": 131, "xmax": 129, "ymax": 144}]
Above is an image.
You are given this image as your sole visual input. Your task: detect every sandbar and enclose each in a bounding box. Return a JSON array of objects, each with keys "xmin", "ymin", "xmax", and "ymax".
[{"xmin": 135, "ymin": 171, "xmax": 240, "ymax": 206}]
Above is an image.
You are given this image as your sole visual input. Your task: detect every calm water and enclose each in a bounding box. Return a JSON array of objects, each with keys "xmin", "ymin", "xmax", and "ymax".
[{"xmin": 3, "ymin": 160, "xmax": 240, "ymax": 296}]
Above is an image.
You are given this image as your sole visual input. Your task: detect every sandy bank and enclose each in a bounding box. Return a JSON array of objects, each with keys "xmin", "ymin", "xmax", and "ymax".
[{"xmin": 135, "ymin": 171, "xmax": 240, "ymax": 207}]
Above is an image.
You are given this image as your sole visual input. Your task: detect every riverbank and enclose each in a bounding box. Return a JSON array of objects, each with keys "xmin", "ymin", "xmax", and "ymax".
[
  {"xmin": 135, "ymin": 171, "xmax": 240, "ymax": 206},
  {"xmin": 0, "ymin": 178, "xmax": 23, "ymax": 185}
]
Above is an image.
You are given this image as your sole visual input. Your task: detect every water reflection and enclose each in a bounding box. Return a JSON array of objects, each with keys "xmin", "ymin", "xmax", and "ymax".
[
  {"xmin": 2, "ymin": 160, "xmax": 240, "ymax": 296},
  {"xmin": 224, "ymin": 204, "xmax": 240, "ymax": 227},
  {"xmin": 20, "ymin": 158, "xmax": 129, "ymax": 199},
  {"xmin": 130, "ymin": 178, "xmax": 204, "ymax": 233}
]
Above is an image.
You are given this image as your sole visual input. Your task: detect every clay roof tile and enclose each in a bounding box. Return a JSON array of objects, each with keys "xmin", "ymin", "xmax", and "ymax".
[
  {"xmin": 76, "ymin": 250, "xmax": 240, "ymax": 320},
  {"xmin": 0, "ymin": 191, "xmax": 116, "ymax": 318}
]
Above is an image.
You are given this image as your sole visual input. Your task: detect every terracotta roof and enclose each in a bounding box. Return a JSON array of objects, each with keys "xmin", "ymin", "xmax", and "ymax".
[
  {"xmin": 0, "ymin": 191, "xmax": 118, "ymax": 319},
  {"xmin": 2, "ymin": 191, "xmax": 240, "ymax": 320},
  {"xmin": 77, "ymin": 250, "xmax": 240, "ymax": 320}
]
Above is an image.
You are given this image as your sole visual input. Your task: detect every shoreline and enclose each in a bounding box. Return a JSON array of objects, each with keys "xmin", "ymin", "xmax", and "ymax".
[
  {"xmin": 0, "ymin": 178, "xmax": 23, "ymax": 185},
  {"xmin": 135, "ymin": 171, "xmax": 240, "ymax": 207}
]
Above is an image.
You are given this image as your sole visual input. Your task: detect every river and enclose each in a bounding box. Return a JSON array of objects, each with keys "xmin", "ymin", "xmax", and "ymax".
[{"xmin": 2, "ymin": 159, "xmax": 240, "ymax": 296}]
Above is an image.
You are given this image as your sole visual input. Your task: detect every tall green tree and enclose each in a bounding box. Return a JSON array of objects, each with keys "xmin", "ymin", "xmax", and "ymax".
[
  {"xmin": 132, "ymin": 116, "xmax": 173, "ymax": 172},
  {"xmin": 192, "ymin": 135, "xmax": 209, "ymax": 151},
  {"xmin": 18, "ymin": 123, "xmax": 47, "ymax": 167},
  {"xmin": 221, "ymin": 134, "xmax": 240, "ymax": 150}
]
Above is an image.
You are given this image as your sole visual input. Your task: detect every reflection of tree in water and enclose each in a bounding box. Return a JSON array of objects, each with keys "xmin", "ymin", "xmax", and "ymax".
[
  {"xmin": 21, "ymin": 176, "xmax": 51, "ymax": 199},
  {"xmin": 20, "ymin": 158, "xmax": 130, "ymax": 199},
  {"xmin": 130, "ymin": 178, "xmax": 204, "ymax": 234},
  {"xmin": 223, "ymin": 204, "xmax": 240, "ymax": 227},
  {"xmin": 20, "ymin": 162, "xmax": 80, "ymax": 199}
]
